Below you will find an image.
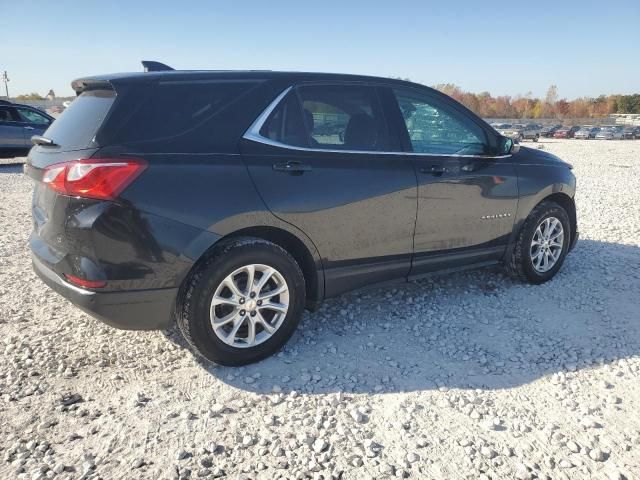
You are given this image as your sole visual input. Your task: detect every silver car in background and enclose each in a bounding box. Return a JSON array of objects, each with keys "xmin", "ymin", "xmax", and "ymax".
[
  {"xmin": 575, "ymin": 126, "xmax": 600, "ymax": 139},
  {"xmin": 496, "ymin": 124, "xmax": 524, "ymax": 141},
  {"xmin": 596, "ymin": 126, "xmax": 625, "ymax": 140},
  {"xmin": 519, "ymin": 123, "xmax": 542, "ymax": 142}
]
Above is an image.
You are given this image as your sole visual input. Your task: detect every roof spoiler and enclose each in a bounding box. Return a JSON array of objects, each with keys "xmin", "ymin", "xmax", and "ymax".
[{"xmin": 142, "ymin": 61, "xmax": 174, "ymax": 72}]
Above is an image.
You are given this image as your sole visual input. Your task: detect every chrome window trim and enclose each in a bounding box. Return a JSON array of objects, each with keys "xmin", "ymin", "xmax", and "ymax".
[{"xmin": 242, "ymin": 86, "xmax": 512, "ymax": 160}]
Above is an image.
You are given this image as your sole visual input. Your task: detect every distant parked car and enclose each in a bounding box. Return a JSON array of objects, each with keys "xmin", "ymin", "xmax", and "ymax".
[
  {"xmin": 541, "ymin": 124, "xmax": 562, "ymax": 137},
  {"xmin": 497, "ymin": 124, "xmax": 524, "ymax": 141},
  {"xmin": 596, "ymin": 126, "xmax": 624, "ymax": 140},
  {"xmin": 520, "ymin": 123, "xmax": 542, "ymax": 142},
  {"xmin": 574, "ymin": 127, "xmax": 600, "ymax": 139},
  {"xmin": 623, "ymin": 126, "xmax": 640, "ymax": 139},
  {"xmin": 554, "ymin": 126, "xmax": 581, "ymax": 139},
  {"xmin": 0, "ymin": 99, "xmax": 55, "ymax": 155}
]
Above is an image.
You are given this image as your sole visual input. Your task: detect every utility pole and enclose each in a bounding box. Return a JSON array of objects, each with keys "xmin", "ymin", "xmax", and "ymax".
[{"xmin": 1, "ymin": 71, "xmax": 9, "ymax": 99}]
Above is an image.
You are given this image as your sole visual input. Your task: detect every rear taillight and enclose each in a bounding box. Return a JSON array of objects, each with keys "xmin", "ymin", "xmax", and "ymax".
[
  {"xmin": 64, "ymin": 274, "xmax": 106, "ymax": 289},
  {"xmin": 42, "ymin": 158, "xmax": 147, "ymax": 201}
]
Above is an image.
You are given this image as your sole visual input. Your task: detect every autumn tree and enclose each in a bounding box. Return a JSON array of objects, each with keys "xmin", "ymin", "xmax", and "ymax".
[{"xmin": 431, "ymin": 82, "xmax": 637, "ymax": 118}]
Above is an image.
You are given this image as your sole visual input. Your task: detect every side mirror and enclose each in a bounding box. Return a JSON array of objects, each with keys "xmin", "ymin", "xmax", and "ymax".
[{"xmin": 501, "ymin": 136, "xmax": 520, "ymax": 155}]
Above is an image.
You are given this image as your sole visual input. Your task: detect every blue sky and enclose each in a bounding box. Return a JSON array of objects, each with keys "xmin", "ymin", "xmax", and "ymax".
[{"xmin": 2, "ymin": 0, "xmax": 638, "ymax": 99}]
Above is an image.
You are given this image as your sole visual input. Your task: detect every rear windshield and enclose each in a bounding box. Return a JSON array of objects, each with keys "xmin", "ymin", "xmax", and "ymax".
[{"xmin": 43, "ymin": 89, "xmax": 115, "ymax": 150}]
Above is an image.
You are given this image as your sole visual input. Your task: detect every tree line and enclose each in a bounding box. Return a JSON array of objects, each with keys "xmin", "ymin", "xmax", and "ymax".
[{"xmin": 433, "ymin": 84, "xmax": 640, "ymax": 119}]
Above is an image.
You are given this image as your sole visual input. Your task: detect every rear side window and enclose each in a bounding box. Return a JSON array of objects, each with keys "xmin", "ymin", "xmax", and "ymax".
[
  {"xmin": 0, "ymin": 106, "xmax": 21, "ymax": 122},
  {"xmin": 113, "ymin": 81, "xmax": 259, "ymax": 144},
  {"xmin": 298, "ymin": 85, "xmax": 389, "ymax": 151},
  {"xmin": 259, "ymin": 84, "xmax": 391, "ymax": 152},
  {"xmin": 259, "ymin": 92, "xmax": 308, "ymax": 147},
  {"xmin": 42, "ymin": 90, "xmax": 115, "ymax": 150}
]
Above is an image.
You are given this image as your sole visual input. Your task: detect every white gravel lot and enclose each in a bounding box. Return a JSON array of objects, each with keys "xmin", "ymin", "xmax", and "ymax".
[{"xmin": 1, "ymin": 139, "xmax": 639, "ymax": 480}]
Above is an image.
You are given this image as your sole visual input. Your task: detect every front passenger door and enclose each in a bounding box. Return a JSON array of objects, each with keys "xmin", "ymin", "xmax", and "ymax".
[
  {"xmin": 388, "ymin": 87, "xmax": 519, "ymax": 276},
  {"xmin": 16, "ymin": 107, "xmax": 52, "ymax": 147}
]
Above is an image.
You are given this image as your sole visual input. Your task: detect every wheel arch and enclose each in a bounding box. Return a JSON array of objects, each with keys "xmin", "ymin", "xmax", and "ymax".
[
  {"xmin": 505, "ymin": 190, "xmax": 577, "ymax": 262},
  {"xmin": 180, "ymin": 225, "xmax": 324, "ymax": 311},
  {"xmin": 541, "ymin": 192, "xmax": 577, "ymax": 245}
]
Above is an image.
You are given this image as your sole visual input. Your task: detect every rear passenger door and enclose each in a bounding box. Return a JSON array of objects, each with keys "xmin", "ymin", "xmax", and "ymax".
[{"xmin": 241, "ymin": 83, "xmax": 418, "ymax": 297}]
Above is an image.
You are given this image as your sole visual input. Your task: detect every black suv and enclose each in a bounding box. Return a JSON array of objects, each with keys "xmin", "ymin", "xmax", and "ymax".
[{"xmin": 26, "ymin": 63, "xmax": 578, "ymax": 365}]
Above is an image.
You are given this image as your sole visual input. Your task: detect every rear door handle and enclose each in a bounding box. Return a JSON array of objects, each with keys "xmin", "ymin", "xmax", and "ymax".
[
  {"xmin": 24, "ymin": 126, "xmax": 35, "ymax": 131},
  {"xmin": 420, "ymin": 165, "xmax": 446, "ymax": 176},
  {"xmin": 273, "ymin": 161, "xmax": 312, "ymax": 174}
]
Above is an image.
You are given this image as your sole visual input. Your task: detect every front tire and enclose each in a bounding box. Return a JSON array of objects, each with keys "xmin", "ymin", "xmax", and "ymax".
[
  {"xmin": 177, "ymin": 237, "xmax": 306, "ymax": 366},
  {"xmin": 505, "ymin": 201, "xmax": 571, "ymax": 284}
]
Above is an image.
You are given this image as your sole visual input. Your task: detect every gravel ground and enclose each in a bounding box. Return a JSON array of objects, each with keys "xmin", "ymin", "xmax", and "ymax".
[{"xmin": 1, "ymin": 139, "xmax": 639, "ymax": 480}]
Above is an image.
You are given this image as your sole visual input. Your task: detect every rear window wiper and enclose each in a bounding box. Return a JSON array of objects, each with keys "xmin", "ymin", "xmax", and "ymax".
[{"xmin": 31, "ymin": 135, "xmax": 59, "ymax": 147}]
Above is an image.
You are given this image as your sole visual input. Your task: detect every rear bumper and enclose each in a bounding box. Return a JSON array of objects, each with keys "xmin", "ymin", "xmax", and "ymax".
[{"xmin": 33, "ymin": 255, "xmax": 176, "ymax": 330}]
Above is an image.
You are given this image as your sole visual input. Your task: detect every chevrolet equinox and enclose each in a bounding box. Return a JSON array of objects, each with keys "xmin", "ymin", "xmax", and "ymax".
[{"xmin": 26, "ymin": 62, "xmax": 578, "ymax": 365}]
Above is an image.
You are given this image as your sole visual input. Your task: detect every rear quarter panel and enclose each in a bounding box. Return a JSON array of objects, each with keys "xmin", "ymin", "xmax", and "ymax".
[{"xmin": 116, "ymin": 153, "xmax": 323, "ymax": 286}]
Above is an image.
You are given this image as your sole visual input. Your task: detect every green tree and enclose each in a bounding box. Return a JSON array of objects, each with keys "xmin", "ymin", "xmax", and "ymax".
[{"xmin": 616, "ymin": 95, "xmax": 640, "ymax": 114}]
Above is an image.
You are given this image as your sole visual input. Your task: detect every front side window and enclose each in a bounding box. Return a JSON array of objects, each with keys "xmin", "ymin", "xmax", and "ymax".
[
  {"xmin": 258, "ymin": 84, "xmax": 390, "ymax": 152},
  {"xmin": 393, "ymin": 88, "xmax": 488, "ymax": 155},
  {"xmin": 17, "ymin": 107, "xmax": 50, "ymax": 125}
]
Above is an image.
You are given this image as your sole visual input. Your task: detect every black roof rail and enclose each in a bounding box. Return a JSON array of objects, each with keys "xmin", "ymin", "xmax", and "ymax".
[
  {"xmin": 0, "ymin": 99, "xmax": 12, "ymax": 105},
  {"xmin": 141, "ymin": 61, "xmax": 174, "ymax": 72}
]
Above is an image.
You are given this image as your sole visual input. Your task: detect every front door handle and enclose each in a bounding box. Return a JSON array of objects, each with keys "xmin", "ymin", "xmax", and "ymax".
[
  {"xmin": 24, "ymin": 126, "xmax": 35, "ymax": 131},
  {"xmin": 273, "ymin": 161, "xmax": 312, "ymax": 174},
  {"xmin": 420, "ymin": 165, "xmax": 446, "ymax": 176}
]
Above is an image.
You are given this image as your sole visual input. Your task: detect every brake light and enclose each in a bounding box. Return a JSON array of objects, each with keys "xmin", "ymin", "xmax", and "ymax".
[
  {"xmin": 42, "ymin": 158, "xmax": 147, "ymax": 200},
  {"xmin": 64, "ymin": 274, "xmax": 106, "ymax": 289}
]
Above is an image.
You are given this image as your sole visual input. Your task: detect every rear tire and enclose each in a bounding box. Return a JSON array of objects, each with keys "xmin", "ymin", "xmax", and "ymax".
[
  {"xmin": 505, "ymin": 201, "xmax": 571, "ymax": 284},
  {"xmin": 177, "ymin": 237, "xmax": 305, "ymax": 366}
]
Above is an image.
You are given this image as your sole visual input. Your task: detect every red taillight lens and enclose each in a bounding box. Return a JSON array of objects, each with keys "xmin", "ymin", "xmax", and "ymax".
[
  {"xmin": 64, "ymin": 274, "xmax": 106, "ymax": 289},
  {"xmin": 42, "ymin": 158, "xmax": 147, "ymax": 200}
]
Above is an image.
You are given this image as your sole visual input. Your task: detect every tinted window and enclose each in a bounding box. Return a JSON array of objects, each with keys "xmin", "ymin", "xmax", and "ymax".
[
  {"xmin": 393, "ymin": 88, "xmax": 488, "ymax": 155},
  {"xmin": 17, "ymin": 107, "xmax": 50, "ymax": 124},
  {"xmin": 42, "ymin": 90, "xmax": 115, "ymax": 150},
  {"xmin": 298, "ymin": 85, "xmax": 389, "ymax": 151},
  {"xmin": 260, "ymin": 91, "xmax": 307, "ymax": 147},
  {"xmin": 113, "ymin": 81, "xmax": 258, "ymax": 144},
  {"xmin": 0, "ymin": 106, "xmax": 20, "ymax": 122}
]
